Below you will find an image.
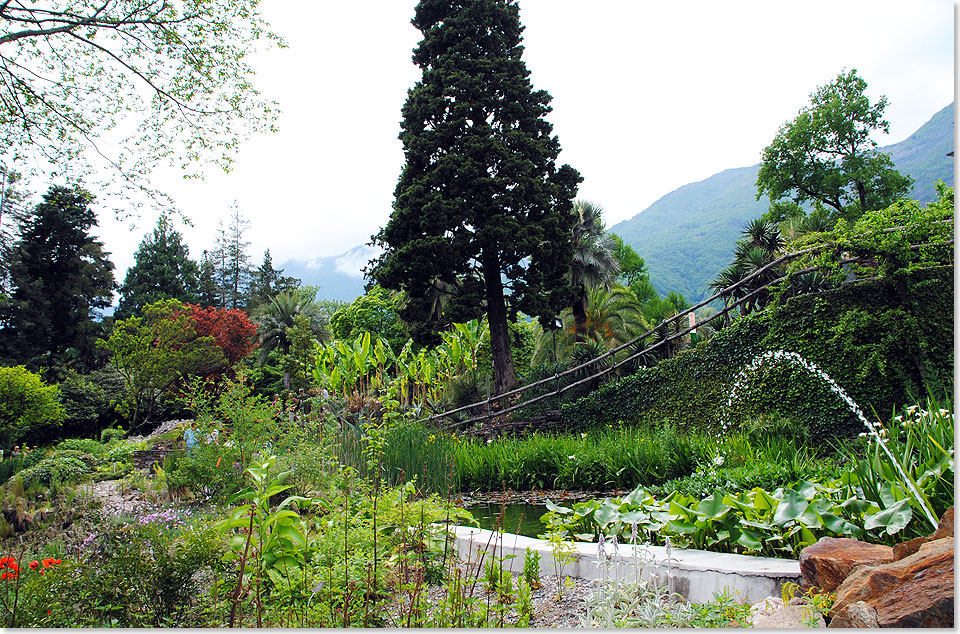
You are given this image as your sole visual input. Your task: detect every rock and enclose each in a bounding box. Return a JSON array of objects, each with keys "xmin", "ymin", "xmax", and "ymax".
[
  {"xmin": 750, "ymin": 596, "xmax": 783, "ymax": 620},
  {"xmin": 799, "ymin": 537, "xmax": 894, "ymax": 591},
  {"xmin": 828, "ymin": 601, "xmax": 879, "ymax": 628},
  {"xmin": 893, "ymin": 506, "xmax": 954, "ymax": 560},
  {"xmin": 833, "ymin": 537, "xmax": 954, "ymax": 628},
  {"xmin": 788, "ymin": 596, "xmax": 809, "ymax": 606},
  {"xmin": 931, "ymin": 506, "xmax": 954, "ymax": 539},
  {"xmin": 893, "ymin": 535, "xmax": 928, "ymax": 560},
  {"xmin": 752, "ymin": 604, "xmax": 826, "ymax": 628}
]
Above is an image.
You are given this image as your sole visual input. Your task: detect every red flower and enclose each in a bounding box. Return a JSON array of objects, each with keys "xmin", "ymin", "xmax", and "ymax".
[
  {"xmin": 0, "ymin": 571, "xmax": 17, "ymax": 580},
  {"xmin": 28, "ymin": 560, "xmax": 38, "ymax": 569}
]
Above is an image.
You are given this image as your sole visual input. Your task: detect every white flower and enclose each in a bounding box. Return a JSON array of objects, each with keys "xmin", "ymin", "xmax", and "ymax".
[
  {"xmin": 568, "ymin": 454, "xmax": 576, "ymax": 460},
  {"xmin": 580, "ymin": 432, "xmax": 587, "ymax": 439},
  {"xmin": 712, "ymin": 455, "xmax": 725, "ymax": 467}
]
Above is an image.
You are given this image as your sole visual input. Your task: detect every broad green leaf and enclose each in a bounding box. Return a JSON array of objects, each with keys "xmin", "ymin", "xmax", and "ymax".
[
  {"xmin": 794, "ymin": 480, "xmax": 818, "ymax": 500},
  {"xmin": 619, "ymin": 510, "xmax": 650, "ymax": 524},
  {"xmin": 774, "ymin": 488, "xmax": 809, "ymax": 526},
  {"xmin": 737, "ymin": 529, "xmax": 763, "ymax": 551},
  {"xmin": 594, "ymin": 502, "xmax": 620, "ymax": 526},
  {"xmin": 696, "ymin": 494, "xmax": 730, "ymax": 520},
  {"xmin": 864, "ymin": 499, "xmax": 913, "ymax": 535},
  {"xmin": 752, "ymin": 488, "xmax": 778, "ymax": 513},
  {"xmin": 544, "ymin": 499, "xmax": 572, "ymax": 514},
  {"xmin": 840, "ymin": 497, "xmax": 876, "ymax": 515},
  {"xmin": 668, "ymin": 519, "xmax": 697, "ymax": 534}
]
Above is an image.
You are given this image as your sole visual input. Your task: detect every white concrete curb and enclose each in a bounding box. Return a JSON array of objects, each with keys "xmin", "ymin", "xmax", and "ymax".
[{"xmin": 452, "ymin": 526, "xmax": 801, "ymax": 605}]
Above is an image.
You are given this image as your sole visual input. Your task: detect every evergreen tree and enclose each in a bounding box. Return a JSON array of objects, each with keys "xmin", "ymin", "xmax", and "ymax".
[
  {"xmin": 197, "ymin": 250, "xmax": 222, "ymax": 307},
  {"xmin": 0, "ymin": 185, "xmax": 115, "ymax": 370},
  {"xmin": 116, "ymin": 215, "xmax": 199, "ymax": 319},
  {"xmin": 215, "ymin": 201, "xmax": 253, "ymax": 310},
  {"xmin": 246, "ymin": 249, "xmax": 300, "ymax": 310},
  {"xmin": 371, "ymin": 0, "xmax": 581, "ymax": 393}
]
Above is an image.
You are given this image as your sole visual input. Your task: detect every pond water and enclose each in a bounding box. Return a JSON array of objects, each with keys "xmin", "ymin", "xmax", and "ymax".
[{"xmin": 465, "ymin": 501, "xmax": 547, "ymax": 538}]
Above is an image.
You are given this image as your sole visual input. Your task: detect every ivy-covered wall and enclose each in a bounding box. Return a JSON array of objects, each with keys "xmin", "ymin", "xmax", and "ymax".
[{"xmin": 560, "ymin": 266, "xmax": 953, "ymax": 440}]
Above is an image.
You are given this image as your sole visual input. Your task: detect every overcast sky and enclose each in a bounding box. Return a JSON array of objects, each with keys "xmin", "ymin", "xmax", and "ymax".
[{"xmin": 91, "ymin": 0, "xmax": 954, "ymax": 281}]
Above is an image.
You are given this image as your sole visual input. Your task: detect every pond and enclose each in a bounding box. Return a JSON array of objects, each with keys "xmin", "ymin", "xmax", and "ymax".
[{"xmin": 465, "ymin": 501, "xmax": 547, "ymax": 538}]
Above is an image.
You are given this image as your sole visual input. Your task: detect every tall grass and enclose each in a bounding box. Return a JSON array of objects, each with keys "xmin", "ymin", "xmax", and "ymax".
[
  {"xmin": 331, "ymin": 416, "xmax": 850, "ymax": 496},
  {"xmin": 452, "ymin": 424, "xmax": 704, "ymax": 491},
  {"xmin": 327, "ymin": 422, "xmax": 710, "ymax": 494}
]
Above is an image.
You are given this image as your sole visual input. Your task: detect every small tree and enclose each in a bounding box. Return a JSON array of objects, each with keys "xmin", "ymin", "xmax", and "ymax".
[
  {"xmin": 99, "ymin": 299, "xmax": 224, "ymax": 427},
  {"xmin": 757, "ymin": 69, "xmax": 913, "ymax": 224},
  {"xmin": 0, "ymin": 365, "xmax": 64, "ymax": 446}
]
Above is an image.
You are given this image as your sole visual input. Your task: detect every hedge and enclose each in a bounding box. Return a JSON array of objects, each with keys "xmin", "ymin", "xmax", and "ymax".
[{"xmin": 560, "ymin": 266, "xmax": 953, "ymax": 441}]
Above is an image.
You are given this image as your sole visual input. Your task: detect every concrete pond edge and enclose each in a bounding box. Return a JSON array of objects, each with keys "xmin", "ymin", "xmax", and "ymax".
[{"xmin": 452, "ymin": 526, "xmax": 801, "ymax": 605}]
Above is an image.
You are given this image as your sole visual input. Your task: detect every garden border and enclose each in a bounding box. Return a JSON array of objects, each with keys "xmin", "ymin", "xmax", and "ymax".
[{"xmin": 452, "ymin": 526, "xmax": 801, "ymax": 605}]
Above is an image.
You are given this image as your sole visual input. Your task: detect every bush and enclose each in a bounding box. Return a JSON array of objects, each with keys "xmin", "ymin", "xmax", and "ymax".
[
  {"xmin": 100, "ymin": 428, "xmax": 125, "ymax": 443},
  {"xmin": 58, "ymin": 368, "xmax": 125, "ymax": 438},
  {"xmin": 166, "ymin": 443, "xmax": 245, "ymax": 502},
  {"xmin": 15, "ymin": 513, "xmax": 225, "ymax": 627},
  {"xmin": 0, "ymin": 366, "xmax": 64, "ymax": 447},
  {"xmin": 18, "ymin": 454, "xmax": 90, "ymax": 488},
  {"xmin": 56, "ymin": 438, "xmax": 105, "ymax": 456}
]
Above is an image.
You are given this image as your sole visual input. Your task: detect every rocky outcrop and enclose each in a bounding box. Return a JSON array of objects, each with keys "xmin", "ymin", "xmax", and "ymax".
[
  {"xmin": 797, "ymin": 506, "xmax": 955, "ymax": 629},
  {"xmin": 799, "ymin": 537, "xmax": 894, "ymax": 591},
  {"xmin": 831, "ymin": 537, "xmax": 954, "ymax": 628}
]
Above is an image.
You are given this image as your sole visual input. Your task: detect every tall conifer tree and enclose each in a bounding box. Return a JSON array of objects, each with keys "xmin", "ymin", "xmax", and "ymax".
[
  {"xmin": 371, "ymin": 0, "xmax": 580, "ymax": 393},
  {"xmin": 215, "ymin": 202, "xmax": 253, "ymax": 311},
  {"xmin": 0, "ymin": 185, "xmax": 115, "ymax": 369},
  {"xmin": 116, "ymin": 215, "xmax": 199, "ymax": 319}
]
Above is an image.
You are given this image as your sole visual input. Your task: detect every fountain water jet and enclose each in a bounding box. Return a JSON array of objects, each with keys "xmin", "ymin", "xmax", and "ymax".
[{"xmin": 723, "ymin": 350, "xmax": 938, "ymax": 529}]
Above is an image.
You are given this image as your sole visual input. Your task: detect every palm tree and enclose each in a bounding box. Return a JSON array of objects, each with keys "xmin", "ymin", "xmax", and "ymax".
[
  {"xmin": 255, "ymin": 288, "xmax": 329, "ymax": 391},
  {"xmin": 568, "ymin": 200, "xmax": 620, "ymax": 342},
  {"xmin": 711, "ymin": 218, "xmax": 785, "ymax": 316},
  {"xmin": 532, "ymin": 285, "xmax": 648, "ymax": 368}
]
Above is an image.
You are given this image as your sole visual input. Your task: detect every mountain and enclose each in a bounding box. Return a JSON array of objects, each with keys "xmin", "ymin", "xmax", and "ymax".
[
  {"xmin": 280, "ymin": 244, "xmax": 380, "ymax": 303},
  {"xmin": 610, "ymin": 103, "xmax": 955, "ymax": 302}
]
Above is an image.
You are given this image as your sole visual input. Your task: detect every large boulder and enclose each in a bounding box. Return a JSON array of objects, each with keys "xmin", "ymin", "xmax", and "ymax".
[
  {"xmin": 799, "ymin": 537, "xmax": 894, "ymax": 591},
  {"xmin": 832, "ymin": 537, "xmax": 954, "ymax": 628}
]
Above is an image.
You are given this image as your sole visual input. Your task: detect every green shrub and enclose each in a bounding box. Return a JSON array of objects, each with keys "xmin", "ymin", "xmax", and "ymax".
[
  {"xmin": 561, "ymin": 267, "xmax": 953, "ymax": 441},
  {"xmin": 58, "ymin": 368, "xmax": 126, "ymax": 438},
  {"xmin": 100, "ymin": 428, "xmax": 125, "ymax": 443},
  {"xmin": 166, "ymin": 443, "xmax": 244, "ymax": 502},
  {"xmin": 18, "ymin": 454, "xmax": 90, "ymax": 488},
  {"xmin": 0, "ymin": 366, "xmax": 64, "ymax": 447},
  {"xmin": 56, "ymin": 437, "xmax": 105, "ymax": 456}
]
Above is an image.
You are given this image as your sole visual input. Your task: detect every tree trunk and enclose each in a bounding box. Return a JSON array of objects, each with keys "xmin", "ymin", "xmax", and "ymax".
[
  {"xmin": 482, "ymin": 249, "xmax": 517, "ymax": 394},
  {"xmin": 572, "ymin": 285, "xmax": 588, "ymax": 343}
]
